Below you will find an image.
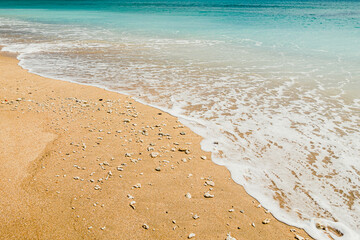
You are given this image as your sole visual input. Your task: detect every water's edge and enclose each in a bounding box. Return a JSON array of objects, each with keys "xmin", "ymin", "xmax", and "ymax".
[{"xmin": 2, "ymin": 47, "xmax": 358, "ymax": 240}]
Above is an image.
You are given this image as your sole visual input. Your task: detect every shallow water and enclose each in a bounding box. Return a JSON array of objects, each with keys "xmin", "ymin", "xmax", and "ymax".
[{"xmin": 0, "ymin": 1, "xmax": 359, "ymax": 239}]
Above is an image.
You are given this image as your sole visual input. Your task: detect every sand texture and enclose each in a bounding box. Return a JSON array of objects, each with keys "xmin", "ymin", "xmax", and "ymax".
[{"xmin": 0, "ymin": 54, "xmax": 312, "ymax": 239}]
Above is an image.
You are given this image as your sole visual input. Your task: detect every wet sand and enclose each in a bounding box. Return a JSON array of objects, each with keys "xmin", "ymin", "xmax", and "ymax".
[{"xmin": 0, "ymin": 53, "xmax": 312, "ymax": 239}]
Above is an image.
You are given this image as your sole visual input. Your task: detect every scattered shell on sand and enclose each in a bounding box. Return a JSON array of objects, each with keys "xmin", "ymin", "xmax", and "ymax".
[
  {"xmin": 142, "ymin": 224, "xmax": 149, "ymax": 230},
  {"xmin": 200, "ymin": 156, "xmax": 207, "ymax": 160},
  {"xmin": 251, "ymin": 223, "xmax": 256, "ymax": 227},
  {"xmin": 129, "ymin": 201, "xmax": 136, "ymax": 209},
  {"xmin": 133, "ymin": 183, "xmax": 141, "ymax": 189},
  {"xmin": 94, "ymin": 185, "xmax": 101, "ymax": 190},
  {"xmin": 295, "ymin": 235, "xmax": 305, "ymax": 240},
  {"xmin": 185, "ymin": 193, "xmax": 192, "ymax": 199},
  {"xmin": 192, "ymin": 214, "xmax": 199, "ymax": 220},
  {"xmin": 205, "ymin": 180, "xmax": 215, "ymax": 187},
  {"xmin": 228, "ymin": 209, "xmax": 234, "ymax": 212},
  {"xmin": 204, "ymin": 192, "xmax": 214, "ymax": 198},
  {"xmin": 178, "ymin": 147, "xmax": 188, "ymax": 152},
  {"xmin": 226, "ymin": 233, "xmax": 236, "ymax": 240},
  {"xmin": 188, "ymin": 233, "xmax": 195, "ymax": 239},
  {"xmin": 155, "ymin": 167, "xmax": 161, "ymax": 171},
  {"xmin": 150, "ymin": 152, "xmax": 159, "ymax": 158},
  {"xmin": 262, "ymin": 218, "xmax": 271, "ymax": 224}
]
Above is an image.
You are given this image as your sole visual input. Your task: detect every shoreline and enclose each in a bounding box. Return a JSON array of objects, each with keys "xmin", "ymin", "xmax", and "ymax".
[{"xmin": 0, "ymin": 53, "xmax": 312, "ymax": 239}]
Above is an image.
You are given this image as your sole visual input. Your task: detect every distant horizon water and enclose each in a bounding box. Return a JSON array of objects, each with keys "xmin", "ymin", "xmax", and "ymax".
[{"xmin": 0, "ymin": 1, "xmax": 359, "ymax": 239}]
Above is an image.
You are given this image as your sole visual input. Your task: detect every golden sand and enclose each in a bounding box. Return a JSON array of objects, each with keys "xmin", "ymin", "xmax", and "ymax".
[{"xmin": 0, "ymin": 54, "xmax": 312, "ymax": 239}]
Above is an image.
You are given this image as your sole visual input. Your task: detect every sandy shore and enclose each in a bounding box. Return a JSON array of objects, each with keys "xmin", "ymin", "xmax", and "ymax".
[{"xmin": 0, "ymin": 53, "xmax": 312, "ymax": 239}]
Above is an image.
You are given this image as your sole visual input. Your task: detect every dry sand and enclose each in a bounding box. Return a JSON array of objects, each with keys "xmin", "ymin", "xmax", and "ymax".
[{"xmin": 0, "ymin": 53, "xmax": 312, "ymax": 239}]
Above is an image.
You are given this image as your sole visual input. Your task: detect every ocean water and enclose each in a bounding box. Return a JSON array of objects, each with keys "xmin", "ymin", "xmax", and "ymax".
[{"xmin": 0, "ymin": 0, "xmax": 359, "ymax": 239}]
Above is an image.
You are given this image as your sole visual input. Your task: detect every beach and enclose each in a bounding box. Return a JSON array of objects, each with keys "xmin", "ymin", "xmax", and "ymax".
[
  {"xmin": 1, "ymin": 1, "xmax": 360, "ymax": 237},
  {"xmin": 0, "ymin": 53, "xmax": 313, "ymax": 239}
]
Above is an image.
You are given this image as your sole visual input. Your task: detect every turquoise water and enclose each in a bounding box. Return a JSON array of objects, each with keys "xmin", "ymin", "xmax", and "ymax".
[{"xmin": 0, "ymin": 1, "xmax": 359, "ymax": 239}]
